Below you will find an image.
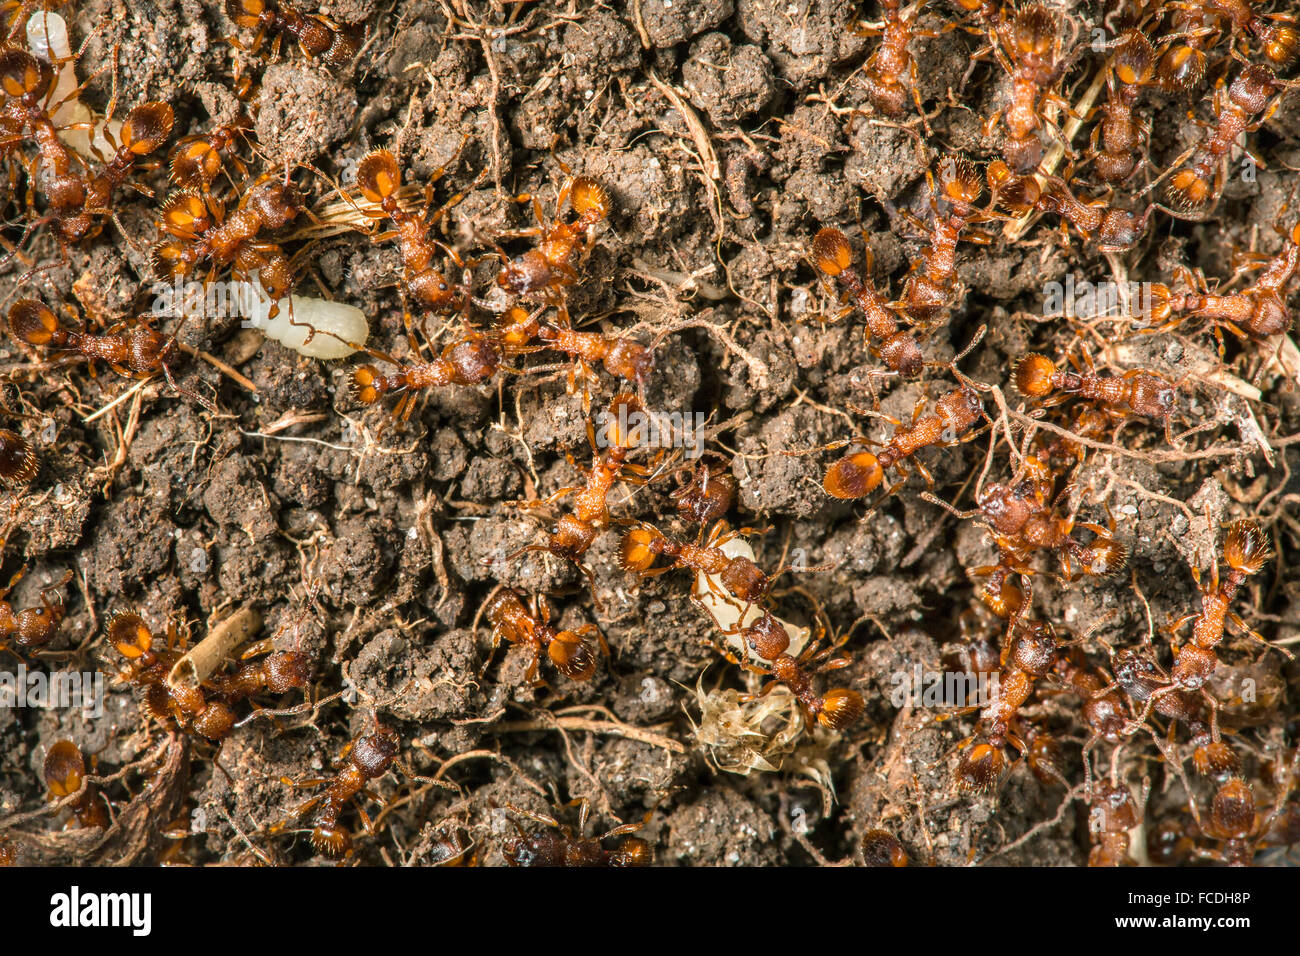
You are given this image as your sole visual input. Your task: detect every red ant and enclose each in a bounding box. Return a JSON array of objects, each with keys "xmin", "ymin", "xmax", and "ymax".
[
  {"xmin": 810, "ymin": 226, "xmax": 922, "ymax": 377},
  {"xmin": 1163, "ymin": 518, "xmax": 1289, "ymax": 697},
  {"xmin": 1090, "ymin": 31, "xmax": 1156, "ymax": 184},
  {"xmin": 353, "ymin": 148, "xmax": 485, "ymax": 321},
  {"xmin": 7, "ymin": 299, "xmax": 208, "ymax": 408},
  {"xmin": 1148, "ymin": 222, "xmax": 1300, "ymax": 343},
  {"xmin": 986, "ymin": 4, "xmax": 1074, "ymax": 171},
  {"xmin": 55, "ymin": 100, "xmax": 173, "ymax": 242},
  {"xmin": 504, "ymin": 393, "xmax": 649, "ymax": 593},
  {"xmin": 501, "ymin": 798, "xmax": 653, "ymax": 867},
  {"xmin": 43, "ymin": 740, "xmax": 109, "ymax": 829},
  {"xmin": 707, "ymin": 615, "xmax": 865, "ymax": 731},
  {"xmin": 620, "ymin": 520, "xmax": 776, "ymax": 611},
  {"xmin": 350, "ymin": 332, "xmax": 502, "ymax": 423},
  {"xmin": 496, "ymin": 172, "xmax": 610, "ymax": 300},
  {"xmin": 1014, "ymin": 351, "xmax": 1179, "ymax": 443},
  {"xmin": 278, "ymin": 726, "xmax": 400, "ymax": 858},
  {"xmin": 1161, "ymin": 64, "xmax": 1287, "ymax": 217},
  {"xmin": 1204, "ymin": 0, "xmax": 1300, "ymax": 69},
  {"xmin": 224, "ymin": 0, "xmax": 364, "ymax": 68},
  {"xmin": 478, "ymin": 587, "xmax": 605, "ymax": 683},
  {"xmin": 894, "ymin": 156, "xmax": 993, "ymax": 326},
  {"xmin": 0, "ymin": 563, "xmax": 70, "ymax": 657},
  {"xmin": 858, "ymin": 0, "xmax": 940, "ymax": 124},
  {"xmin": 498, "ymin": 302, "xmax": 656, "ymax": 406},
  {"xmin": 822, "ymin": 384, "xmax": 984, "ymax": 501},
  {"xmin": 939, "ymin": 454, "xmax": 1129, "ymax": 581},
  {"xmin": 153, "ymin": 174, "xmax": 302, "ymax": 301},
  {"xmin": 953, "ymin": 615, "xmax": 1073, "ymax": 791},
  {"xmin": 168, "ymin": 120, "xmax": 251, "ymax": 191},
  {"xmin": 108, "ymin": 612, "xmax": 237, "ymax": 742}
]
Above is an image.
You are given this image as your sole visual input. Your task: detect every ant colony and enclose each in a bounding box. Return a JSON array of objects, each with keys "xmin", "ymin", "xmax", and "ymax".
[{"xmin": 1, "ymin": 0, "xmax": 1300, "ymax": 870}]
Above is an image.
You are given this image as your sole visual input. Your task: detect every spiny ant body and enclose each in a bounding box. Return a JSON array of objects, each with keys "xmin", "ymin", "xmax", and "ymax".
[
  {"xmin": 354, "ymin": 149, "xmax": 477, "ymax": 316},
  {"xmin": 351, "ymin": 333, "xmax": 501, "ymax": 422},
  {"xmin": 497, "ymin": 175, "xmax": 610, "ymax": 299},
  {"xmin": 482, "ymin": 588, "xmax": 603, "ymax": 683},
  {"xmin": 153, "ymin": 177, "xmax": 301, "ymax": 300},
  {"xmin": 109, "ymin": 612, "xmax": 236, "ymax": 742},
  {"xmin": 812, "ymin": 227, "xmax": 922, "ymax": 376},
  {"xmin": 1164, "ymin": 65, "xmax": 1282, "ymax": 215},
  {"xmin": 43, "ymin": 740, "xmax": 108, "ymax": 829},
  {"xmin": 225, "ymin": 0, "xmax": 363, "ymax": 67},
  {"xmin": 823, "ymin": 385, "xmax": 983, "ymax": 500}
]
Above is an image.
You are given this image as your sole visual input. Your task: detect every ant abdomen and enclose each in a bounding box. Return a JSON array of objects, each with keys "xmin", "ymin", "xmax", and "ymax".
[
  {"xmin": 820, "ymin": 687, "xmax": 866, "ymax": 730},
  {"xmin": 0, "ymin": 430, "xmax": 37, "ymax": 486},
  {"xmin": 1223, "ymin": 519, "xmax": 1270, "ymax": 574},
  {"xmin": 823, "ymin": 451, "xmax": 883, "ymax": 500}
]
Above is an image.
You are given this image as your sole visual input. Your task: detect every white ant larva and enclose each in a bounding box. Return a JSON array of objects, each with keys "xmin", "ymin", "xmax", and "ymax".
[
  {"xmin": 24, "ymin": 11, "xmax": 122, "ymax": 160},
  {"xmin": 231, "ymin": 280, "xmax": 369, "ymax": 361},
  {"xmin": 694, "ymin": 536, "xmax": 810, "ymax": 657}
]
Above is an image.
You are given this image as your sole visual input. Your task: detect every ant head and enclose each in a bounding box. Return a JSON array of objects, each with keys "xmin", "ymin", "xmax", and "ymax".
[
  {"xmin": 743, "ymin": 613, "xmax": 790, "ymax": 659},
  {"xmin": 569, "ymin": 177, "xmax": 610, "ymax": 220},
  {"xmin": 353, "ymin": 727, "xmax": 400, "ymax": 777},
  {"xmin": 1222, "ymin": 519, "xmax": 1270, "ymax": 575},
  {"xmin": 0, "ymin": 429, "xmax": 37, "ymax": 486},
  {"xmin": 247, "ymin": 179, "xmax": 301, "ymax": 229},
  {"xmin": 1096, "ymin": 208, "xmax": 1147, "ymax": 252},
  {"xmin": 8, "ymin": 298, "xmax": 60, "ymax": 346},
  {"xmin": 42, "ymin": 740, "xmax": 85, "ymax": 798},
  {"xmin": 497, "ymin": 251, "xmax": 550, "ymax": 296},
  {"xmin": 447, "ymin": 336, "xmax": 501, "ymax": 385},
  {"xmin": 823, "ymin": 450, "xmax": 883, "ymax": 499},
  {"xmin": 356, "ymin": 149, "xmax": 401, "ymax": 204},
  {"xmin": 121, "ymin": 101, "xmax": 174, "ymax": 156},
  {"xmin": 672, "ymin": 461, "xmax": 736, "ymax": 526},
  {"xmin": 1013, "ymin": 353, "xmax": 1056, "ymax": 397},
  {"xmin": 811, "ymin": 227, "xmax": 852, "ymax": 278},
  {"xmin": 1091, "ymin": 780, "xmax": 1138, "ymax": 831},
  {"xmin": 0, "ymin": 48, "xmax": 51, "ymax": 101},
  {"xmin": 108, "ymin": 611, "xmax": 153, "ymax": 659},
  {"xmin": 264, "ymin": 651, "xmax": 311, "ymax": 693}
]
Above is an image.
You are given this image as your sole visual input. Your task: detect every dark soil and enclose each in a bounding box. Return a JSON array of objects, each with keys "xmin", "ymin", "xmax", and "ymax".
[{"xmin": 1, "ymin": 0, "xmax": 1298, "ymax": 867}]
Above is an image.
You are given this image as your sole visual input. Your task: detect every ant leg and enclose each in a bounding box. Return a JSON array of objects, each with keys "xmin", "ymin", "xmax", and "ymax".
[{"xmin": 1227, "ymin": 612, "xmax": 1296, "ymax": 660}]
